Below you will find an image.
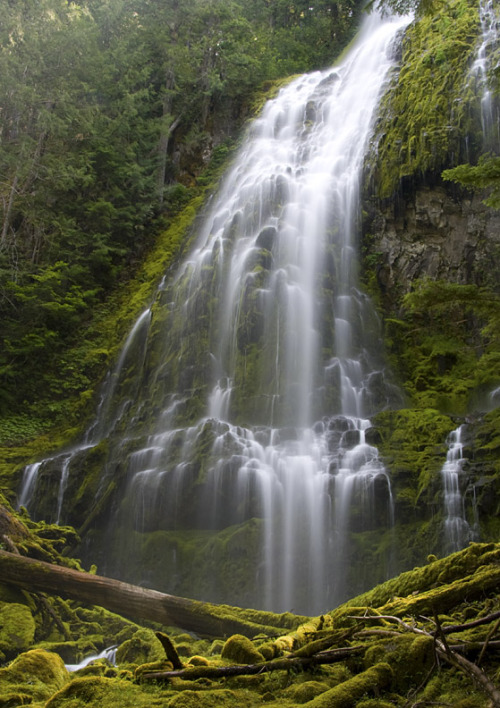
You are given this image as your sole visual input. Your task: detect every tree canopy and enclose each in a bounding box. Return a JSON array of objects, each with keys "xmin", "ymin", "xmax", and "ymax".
[{"xmin": 0, "ymin": 0, "xmax": 362, "ymax": 423}]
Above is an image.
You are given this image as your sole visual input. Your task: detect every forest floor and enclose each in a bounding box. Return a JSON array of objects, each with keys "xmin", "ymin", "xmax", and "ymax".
[{"xmin": 1, "ymin": 495, "xmax": 500, "ymax": 708}]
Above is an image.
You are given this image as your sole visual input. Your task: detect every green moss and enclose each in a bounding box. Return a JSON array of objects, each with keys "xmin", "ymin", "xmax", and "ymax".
[
  {"xmin": 364, "ymin": 634, "xmax": 434, "ymax": 692},
  {"xmin": 167, "ymin": 689, "xmax": 253, "ymax": 708},
  {"xmin": 0, "ymin": 649, "xmax": 70, "ymax": 703},
  {"xmin": 422, "ymin": 668, "xmax": 488, "ymax": 706},
  {"xmin": 282, "ymin": 680, "xmax": 330, "ymax": 703},
  {"xmin": 220, "ymin": 634, "xmax": 265, "ymax": 664},
  {"xmin": 335, "ymin": 542, "xmax": 500, "ymax": 614},
  {"xmin": 115, "ymin": 628, "xmax": 165, "ymax": 667},
  {"xmin": 305, "ymin": 663, "xmax": 393, "ymax": 708},
  {"xmin": 44, "ymin": 675, "xmax": 163, "ymax": 708},
  {"xmin": 369, "ymin": 0, "xmax": 480, "ymax": 198},
  {"xmin": 389, "ymin": 281, "xmax": 500, "ymax": 413},
  {"xmin": 372, "ymin": 407, "xmax": 455, "ymax": 529},
  {"xmin": 0, "ymin": 603, "xmax": 36, "ymax": 659}
]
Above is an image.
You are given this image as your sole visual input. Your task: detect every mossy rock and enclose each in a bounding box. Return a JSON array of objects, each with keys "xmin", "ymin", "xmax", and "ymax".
[
  {"xmin": 34, "ymin": 639, "xmax": 98, "ymax": 665},
  {"xmin": 0, "ymin": 602, "xmax": 36, "ymax": 659},
  {"xmin": 74, "ymin": 605, "xmax": 138, "ymax": 642},
  {"xmin": 337, "ymin": 543, "xmax": 500, "ymax": 613},
  {"xmin": 283, "ymin": 680, "xmax": 330, "ymax": 703},
  {"xmin": 220, "ymin": 634, "xmax": 265, "ymax": 664},
  {"xmin": 44, "ymin": 675, "xmax": 156, "ymax": 708},
  {"xmin": 0, "ymin": 691, "xmax": 34, "ymax": 707},
  {"xmin": 0, "ymin": 649, "xmax": 70, "ymax": 703},
  {"xmin": 305, "ymin": 663, "xmax": 394, "ymax": 708},
  {"xmin": 209, "ymin": 639, "xmax": 224, "ymax": 655},
  {"xmin": 369, "ymin": 0, "xmax": 480, "ymax": 198},
  {"xmin": 364, "ymin": 634, "xmax": 434, "ymax": 692},
  {"xmin": 167, "ymin": 689, "xmax": 248, "ymax": 708},
  {"xmin": 421, "ymin": 667, "xmax": 487, "ymax": 706},
  {"xmin": 0, "ymin": 583, "xmax": 30, "ymax": 605},
  {"xmin": 187, "ymin": 655, "xmax": 210, "ymax": 666},
  {"xmin": 115, "ymin": 627, "xmax": 165, "ymax": 666}
]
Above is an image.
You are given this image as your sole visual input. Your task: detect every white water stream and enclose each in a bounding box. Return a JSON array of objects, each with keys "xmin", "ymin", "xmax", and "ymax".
[
  {"xmin": 436, "ymin": 0, "xmax": 500, "ymax": 549},
  {"xmin": 441, "ymin": 426, "xmax": 472, "ymax": 554},
  {"xmin": 17, "ymin": 308, "xmax": 152, "ymax": 522},
  {"xmin": 18, "ymin": 11, "xmax": 411, "ymax": 613},
  {"xmin": 470, "ymin": 0, "xmax": 500, "ymax": 149}
]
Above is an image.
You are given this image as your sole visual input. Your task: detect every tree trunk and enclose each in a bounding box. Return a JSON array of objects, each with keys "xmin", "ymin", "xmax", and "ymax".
[
  {"xmin": 0, "ymin": 549, "xmax": 302, "ymax": 639},
  {"xmin": 1, "ymin": 172, "xmax": 19, "ymax": 243},
  {"xmin": 156, "ymin": 69, "xmax": 180, "ymax": 206}
]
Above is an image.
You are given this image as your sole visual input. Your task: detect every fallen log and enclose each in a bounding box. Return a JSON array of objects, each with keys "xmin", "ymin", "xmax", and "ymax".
[
  {"xmin": 350, "ymin": 612, "xmax": 500, "ymax": 707},
  {"xmin": 0, "ymin": 549, "xmax": 304, "ymax": 639},
  {"xmin": 140, "ymin": 645, "xmax": 365, "ymax": 681}
]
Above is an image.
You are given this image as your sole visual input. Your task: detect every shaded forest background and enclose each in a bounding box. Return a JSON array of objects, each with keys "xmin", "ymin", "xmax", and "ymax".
[{"xmin": 0, "ymin": 0, "xmax": 363, "ymax": 437}]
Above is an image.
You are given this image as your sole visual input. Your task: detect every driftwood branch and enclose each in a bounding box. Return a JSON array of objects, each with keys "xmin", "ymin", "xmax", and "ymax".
[
  {"xmin": 420, "ymin": 610, "xmax": 500, "ymax": 636},
  {"xmin": 350, "ymin": 612, "xmax": 500, "ymax": 707},
  {"xmin": 0, "ymin": 549, "xmax": 301, "ymax": 639},
  {"xmin": 440, "ymin": 646, "xmax": 500, "ymax": 707},
  {"xmin": 140, "ymin": 645, "xmax": 364, "ymax": 681},
  {"xmin": 478, "ymin": 617, "xmax": 500, "ymax": 666}
]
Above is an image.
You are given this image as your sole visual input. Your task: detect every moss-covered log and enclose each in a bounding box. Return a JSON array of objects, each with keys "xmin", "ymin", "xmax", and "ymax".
[
  {"xmin": 140, "ymin": 646, "xmax": 364, "ymax": 681},
  {"xmin": 0, "ymin": 549, "xmax": 305, "ymax": 639},
  {"xmin": 305, "ymin": 662, "xmax": 393, "ymax": 708}
]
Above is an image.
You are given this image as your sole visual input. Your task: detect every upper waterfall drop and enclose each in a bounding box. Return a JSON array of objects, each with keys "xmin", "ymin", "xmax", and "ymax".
[
  {"xmin": 17, "ymin": 10, "xmax": 411, "ymax": 615},
  {"xmin": 470, "ymin": 0, "xmax": 500, "ymax": 150}
]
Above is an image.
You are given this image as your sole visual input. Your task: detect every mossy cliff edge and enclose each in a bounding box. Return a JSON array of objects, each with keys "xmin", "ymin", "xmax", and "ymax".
[
  {"xmin": 1, "ymin": 500, "xmax": 500, "ymax": 707},
  {"xmin": 358, "ymin": 0, "xmax": 500, "ymax": 582}
]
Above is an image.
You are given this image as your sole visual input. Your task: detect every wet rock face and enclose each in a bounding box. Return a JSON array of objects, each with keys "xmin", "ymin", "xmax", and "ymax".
[{"xmin": 363, "ymin": 185, "xmax": 500, "ymax": 306}]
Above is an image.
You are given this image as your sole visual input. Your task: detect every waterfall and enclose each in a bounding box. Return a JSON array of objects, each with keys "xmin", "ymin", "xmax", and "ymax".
[
  {"xmin": 470, "ymin": 0, "xmax": 500, "ymax": 150},
  {"xmin": 18, "ymin": 11, "xmax": 410, "ymax": 614},
  {"xmin": 65, "ymin": 646, "xmax": 117, "ymax": 672},
  {"xmin": 122, "ymin": 10, "xmax": 408, "ymax": 613},
  {"xmin": 441, "ymin": 426, "xmax": 472, "ymax": 554},
  {"xmin": 17, "ymin": 461, "xmax": 44, "ymax": 511},
  {"xmin": 16, "ymin": 308, "xmax": 152, "ymax": 523}
]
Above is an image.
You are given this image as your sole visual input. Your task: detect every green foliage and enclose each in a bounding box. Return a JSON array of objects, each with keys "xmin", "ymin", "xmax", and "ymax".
[
  {"xmin": 387, "ymin": 279, "xmax": 500, "ymax": 412},
  {"xmin": 368, "ymin": 0, "xmax": 445, "ymax": 17},
  {"xmin": 368, "ymin": 0, "xmax": 480, "ymax": 198},
  {"xmin": 442, "ymin": 155, "xmax": 500, "ymax": 208},
  {"xmin": 0, "ymin": 0, "xmax": 362, "ymax": 430},
  {"xmin": 0, "ymin": 648, "xmax": 70, "ymax": 704}
]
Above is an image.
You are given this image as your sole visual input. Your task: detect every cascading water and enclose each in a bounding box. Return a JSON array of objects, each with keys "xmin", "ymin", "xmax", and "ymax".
[
  {"xmin": 17, "ymin": 308, "xmax": 152, "ymax": 522},
  {"xmin": 470, "ymin": 0, "xmax": 500, "ymax": 150},
  {"xmin": 441, "ymin": 426, "xmax": 473, "ymax": 554},
  {"xmin": 435, "ymin": 0, "xmax": 500, "ymax": 547},
  {"xmin": 18, "ymin": 12, "xmax": 410, "ymax": 614}
]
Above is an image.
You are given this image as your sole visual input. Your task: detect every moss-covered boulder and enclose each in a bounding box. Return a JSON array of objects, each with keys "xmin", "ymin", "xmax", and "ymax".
[
  {"xmin": 115, "ymin": 627, "xmax": 165, "ymax": 667},
  {"xmin": 0, "ymin": 648, "xmax": 70, "ymax": 705},
  {"xmin": 0, "ymin": 602, "xmax": 36, "ymax": 660},
  {"xmin": 167, "ymin": 689, "xmax": 249, "ymax": 708},
  {"xmin": 283, "ymin": 680, "xmax": 331, "ymax": 703},
  {"xmin": 44, "ymin": 675, "xmax": 157, "ymax": 708},
  {"xmin": 220, "ymin": 634, "xmax": 265, "ymax": 664}
]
